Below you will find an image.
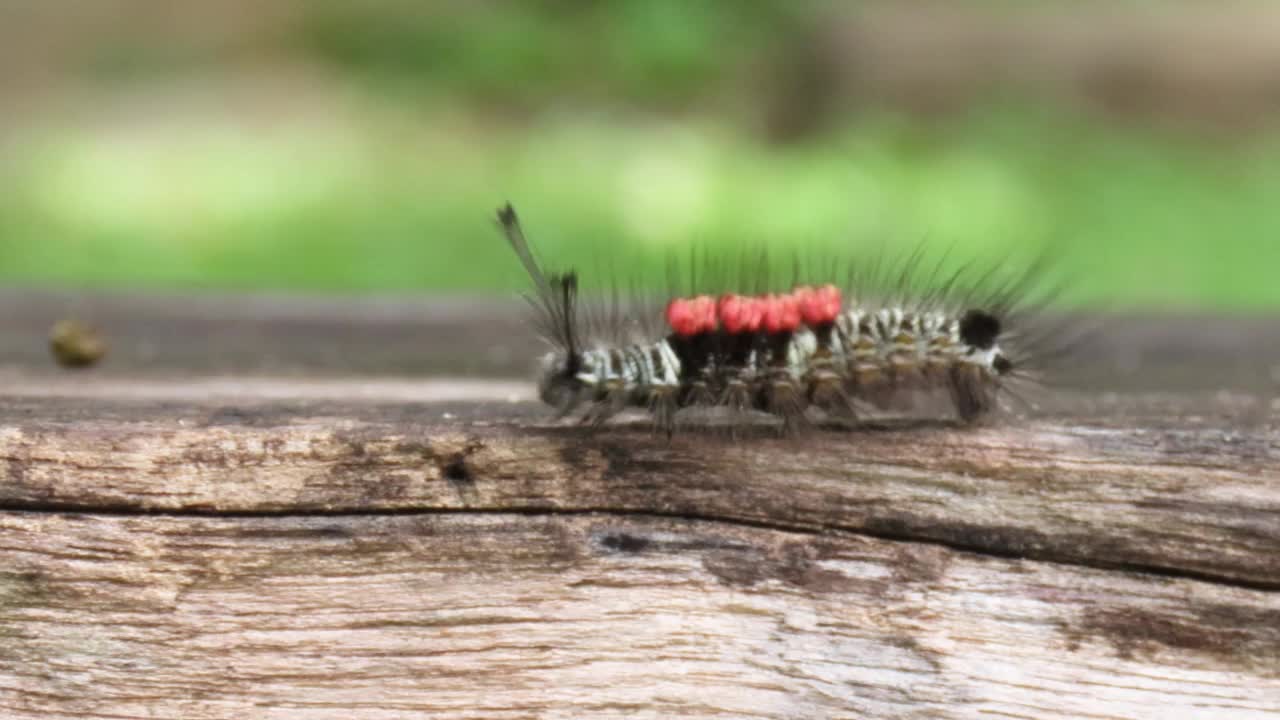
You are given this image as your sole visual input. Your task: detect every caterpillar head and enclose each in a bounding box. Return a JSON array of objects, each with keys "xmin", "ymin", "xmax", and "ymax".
[{"xmin": 536, "ymin": 350, "xmax": 587, "ymax": 411}]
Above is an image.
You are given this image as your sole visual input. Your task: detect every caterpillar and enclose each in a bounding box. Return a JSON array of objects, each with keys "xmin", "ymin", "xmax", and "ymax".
[{"xmin": 497, "ymin": 203, "xmax": 1065, "ymax": 436}]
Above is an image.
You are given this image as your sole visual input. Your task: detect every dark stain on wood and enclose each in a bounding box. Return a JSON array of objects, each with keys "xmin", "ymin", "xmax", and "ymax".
[
  {"xmin": 1068, "ymin": 603, "xmax": 1280, "ymax": 668},
  {"xmin": 890, "ymin": 543, "xmax": 953, "ymax": 586},
  {"xmin": 596, "ymin": 530, "xmax": 652, "ymax": 554},
  {"xmin": 364, "ymin": 473, "xmax": 413, "ymax": 502},
  {"xmin": 0, "ymin": 570, "xmax": 48, "ymax": 610},
  {"xmin": 701, "ymin": 540, "xmax": 861, "ymax": 594},
  {"xmin": 4, "ymin": 458, "xmax": 24, "ymax": 488},
  {"xmin": 441, "ymin": 453, "xmax": 474, "ymax": 486},
  {"xmin": 862, "ymin": 514, "xmax": 1059, "ymax": 559},
  {"xmin": 234, "ymin": 524, "xmax": 355, "ymax": 541},
  {"xmin": 880, "ymin": 635, "xmax": 946, "ymax": 676},
  {"xmin": 438, "ymin": 440, "xmax": 486, "ymax": 495},
  {"xmin": 0, "ymin": 446, "xmax": 52, "ymax": 506},
  {"xmin": 589, "ymin": 526, "xmax": 751, "ymax": 557}
]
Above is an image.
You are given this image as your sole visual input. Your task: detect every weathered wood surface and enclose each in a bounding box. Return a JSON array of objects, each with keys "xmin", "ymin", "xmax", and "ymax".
[
  {"xmin": 1, "ymin": 392, "xmax": 1276, "ymax": 591},
  {"xmin": 2, "ymin": 513, "xmax": 1277, "ymax": 719},
  {"xmin": 0, "ymin": 291, "xmax": 1278, "ymax": 719}
]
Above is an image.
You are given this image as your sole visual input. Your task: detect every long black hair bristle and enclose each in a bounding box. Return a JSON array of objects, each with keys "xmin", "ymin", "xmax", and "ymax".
[{"xmin": 496, "ymin": 203, "xmax": 582, "ymax": 374}]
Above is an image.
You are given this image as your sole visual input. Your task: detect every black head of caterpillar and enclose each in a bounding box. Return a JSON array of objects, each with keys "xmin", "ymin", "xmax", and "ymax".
[{"xmin": 497, "ymin": 203, "xmax": 1054, "ymax": 435}]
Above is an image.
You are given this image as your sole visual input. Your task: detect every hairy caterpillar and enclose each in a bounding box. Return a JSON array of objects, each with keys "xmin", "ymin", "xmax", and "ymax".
[{"xmin": 497, "ymin": 203, "xmax": 1064, "ymax": 435}]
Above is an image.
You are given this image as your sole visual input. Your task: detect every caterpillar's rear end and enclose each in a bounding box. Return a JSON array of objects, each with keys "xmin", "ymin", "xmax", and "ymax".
[{"xmin": 497, "ymin": 203, "xmax": 1059, "ymax": 436}]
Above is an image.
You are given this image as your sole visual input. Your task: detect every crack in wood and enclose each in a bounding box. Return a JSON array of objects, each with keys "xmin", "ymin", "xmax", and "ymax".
[
  {"xmin": 0, "ymin": 300, "xmax": 1278, "ymax": 716},
  {"xmin": 0, "ymin": 502, "xmax": 1275, "ymax": 595}
]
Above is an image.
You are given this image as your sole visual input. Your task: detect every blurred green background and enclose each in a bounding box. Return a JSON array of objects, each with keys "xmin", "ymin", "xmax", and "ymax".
[{"xmin": 3, "ymin": 0, "xmax": 1280, "ymax": 310}]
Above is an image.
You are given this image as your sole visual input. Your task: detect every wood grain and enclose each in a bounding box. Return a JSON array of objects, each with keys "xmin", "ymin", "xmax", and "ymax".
[
  {"xmin": 0, "ymin": 292, "xmax": 1277, "ymax": 718},
  {"xmin": 0, "ymin": 392, "xmax": 1276, "ymax": 589},
  {"xmin": 1, "ymin": 512, "xmax": 1276, "ymax": 720}
]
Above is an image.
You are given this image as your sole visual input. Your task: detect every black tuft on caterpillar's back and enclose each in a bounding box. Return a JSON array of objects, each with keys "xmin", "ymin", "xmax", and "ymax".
[{"xmin": 497, "ymin": 202, "xmax": 1067, "ymax": 436}]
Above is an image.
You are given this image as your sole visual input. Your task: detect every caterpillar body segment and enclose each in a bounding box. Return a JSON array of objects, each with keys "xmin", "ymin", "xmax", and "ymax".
[{"xmin": 498, "ymin": 203, "xmax": 1037, "ymax": 433}]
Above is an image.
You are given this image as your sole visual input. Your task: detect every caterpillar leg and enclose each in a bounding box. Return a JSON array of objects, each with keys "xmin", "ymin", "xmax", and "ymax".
[
  {"xmin": 552, "ymin": 384, "xmax": 592, "ymax": 419},
  {"xmin": 720, "ymin": 377, "xmax": 752, "ymax": 415},
  {"xmin": 716, "ymin": 375, "xmax": 760, "ymax": 438},
  {"xmin": 808, "ymin": 377, "xmax": 858, "ymax": 425},
  {"xmin": 849, "ymin": 366, "xmax": 896, "ymax": 411},
  {"xmin": 648, "ymin": 387, "xmax": 678, "ymax": 439},
  {"xmin": 761, "ymin": 376, "xmax": 808, "ymax": 435},
  {"xmin": 681, "ymin": 377, "xmax": 716, "ymax": 409},
  {"xmin": 948, "ymin": 364, "xmax": 998, "ymax": 423},
  {"xmin": 580, "ymin": 382, "xmax": 628, "ymax": 429}
]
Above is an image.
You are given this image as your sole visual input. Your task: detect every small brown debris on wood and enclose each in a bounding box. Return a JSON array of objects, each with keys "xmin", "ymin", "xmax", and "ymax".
[{"xmin": 48, "ymin": 318, "xmax": 107, "ymax": 368}]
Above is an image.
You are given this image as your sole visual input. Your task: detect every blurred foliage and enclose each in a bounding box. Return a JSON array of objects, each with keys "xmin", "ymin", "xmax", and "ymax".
[
  {"xmin": 2, "ymin": 1, "xmax": 1279, "ymax": 310},
  {"xmin": 5, "ymin": 105, "xmax": 1280, "ymax": 310},
  {"xmin": 287, "ymin": 0, "xmax": 807, "ymax": 108}
]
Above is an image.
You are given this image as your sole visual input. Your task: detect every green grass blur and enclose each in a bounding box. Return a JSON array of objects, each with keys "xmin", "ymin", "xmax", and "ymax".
[{"xmin": 2, "ymin": 2, "xmax": 1279, "ymax": 310}]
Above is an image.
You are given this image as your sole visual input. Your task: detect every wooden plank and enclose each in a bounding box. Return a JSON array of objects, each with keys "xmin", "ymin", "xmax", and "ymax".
[
  {"xmin": 0, "ymin": 386, "xmax": 1276, "ymax": 589},
  {"xmin": 0, "ymin": 292, "xmax": 1277, "ymax": 717},
  {"xmin": 0, "ymin": 512, "xmax": 1276, "ymax": 720}
]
